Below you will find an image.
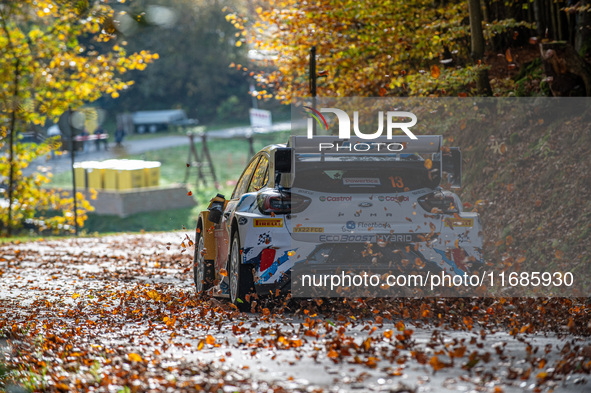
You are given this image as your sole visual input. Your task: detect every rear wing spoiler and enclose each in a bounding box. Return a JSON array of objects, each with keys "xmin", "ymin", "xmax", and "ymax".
[
  {"xmin": 288, "ymin": 135, "xmax": 442, "ymax": 154},
  {"xmin": 277, "ymin": 135, "xmax": 461, "ymax": 188}
]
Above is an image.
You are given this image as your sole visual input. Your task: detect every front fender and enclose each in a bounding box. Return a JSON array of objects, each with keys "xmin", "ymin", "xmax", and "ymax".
[{"xmin": 197, "ymin": 211, "xmax": 217, "ymax": 261}]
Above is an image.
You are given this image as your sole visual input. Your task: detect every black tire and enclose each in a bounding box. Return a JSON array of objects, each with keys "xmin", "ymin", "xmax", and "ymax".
[
  {"xmin": 229, "ymin": 230, "xmax": 254, "ymax": 308},
  {"xmin": 193, "ymin": 222, "xmax": 214, "ymax": 294}
]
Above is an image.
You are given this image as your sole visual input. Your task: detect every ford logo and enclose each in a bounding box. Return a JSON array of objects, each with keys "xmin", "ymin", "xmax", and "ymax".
[{"xmin": 358, "ymin": 202, "xmax": 373, "ymax": 208}]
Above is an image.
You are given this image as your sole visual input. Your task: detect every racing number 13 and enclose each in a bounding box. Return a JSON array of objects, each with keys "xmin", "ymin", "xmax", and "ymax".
[{"xmin": 389, "ymin": 176, "xmax": 404, "ymax": 188}]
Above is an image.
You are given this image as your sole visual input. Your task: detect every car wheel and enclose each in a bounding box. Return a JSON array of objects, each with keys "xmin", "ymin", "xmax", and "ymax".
[
  {"xmin": 229, "ymin": 231, "xmax": 253, "ymax": 308},
  {"xmin": 193, "ymin": 222, "xmax": 213, "ymax": 294}
]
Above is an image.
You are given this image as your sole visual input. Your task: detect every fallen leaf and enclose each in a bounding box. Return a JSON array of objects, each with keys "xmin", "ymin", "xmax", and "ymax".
[
  {"xmin": 430, "ymin": 65, "xmax": 440, "ymax": 79},
  {"xmin": 128, "ymin": 353, "xmax": 142, "ymax": 362}
]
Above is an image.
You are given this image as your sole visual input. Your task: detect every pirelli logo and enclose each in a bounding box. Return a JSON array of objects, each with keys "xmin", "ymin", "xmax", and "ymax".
[
  {"xmin": 444, "ymin": 218, "xmax": 474, "ymax": 228},
  {"xmin": 293, "ymin": 227, "xmax": 324, "ymax": 233},
  {"xmin": 253, "ymin": 218, "xmax": 283, "ymax": 227}
]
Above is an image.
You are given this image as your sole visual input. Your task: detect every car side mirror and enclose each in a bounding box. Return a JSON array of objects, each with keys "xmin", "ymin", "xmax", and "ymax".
[
  {"xmin": 275, "ymin": 148, "xmax": 292, "ymax": 173},
  {"xmin": 207, "ymin": 194, "xmax": 226, "ymax": 224},
  {"xmin": 442, "ymin": 147, "xmax": 462, "ymax": 188}
]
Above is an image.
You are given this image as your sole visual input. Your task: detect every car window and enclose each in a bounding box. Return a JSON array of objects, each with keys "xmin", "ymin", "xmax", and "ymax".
[
  {"xmin": 248, "ymin": 155, "xmax": 269, "ymax": 193},
  {"xmin": 294, "ymin": 162, "xmax": 439, "ymax": 192},
  {"xmin": 262, "ymin": 164, "xmax": 269, "ymax": 187},
  {"xmin": 232, "ymin": 156, "xmax": 260, "ymax": 199}
]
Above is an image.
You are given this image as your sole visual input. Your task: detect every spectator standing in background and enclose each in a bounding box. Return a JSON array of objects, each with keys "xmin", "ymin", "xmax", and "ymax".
[
  {"xmin": 94, "ymin": 126, "xmax": 109, "ymax": 151},
  {"xmin": 115, "ymin": 125, "xmax": 125, "ymax": 147}
]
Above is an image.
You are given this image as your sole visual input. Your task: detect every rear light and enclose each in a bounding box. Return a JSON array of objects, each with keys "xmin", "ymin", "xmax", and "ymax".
[
  {"xmin": 418, "ymin": 192, "xmax": 459, "ymax": 214},
  {"xmin": 260, "ymin": 248, "xmax": 276, "ymax": 271},
  {"xmin": 257, "ymin": 191, "xmax": 311, "ymax": 215}
]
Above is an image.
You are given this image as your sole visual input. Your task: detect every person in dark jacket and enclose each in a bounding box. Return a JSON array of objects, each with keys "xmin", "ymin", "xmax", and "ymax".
[
  {"xmin": 94, "ymin": 126, "xmax": 109, "ymax": 151},
  {"xmin": 115, "ymin": 125, "xmax": 126, "ymax": 147}
]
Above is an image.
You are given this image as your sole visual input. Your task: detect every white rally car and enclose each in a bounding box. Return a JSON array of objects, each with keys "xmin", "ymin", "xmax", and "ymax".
[{"xmin": 193, "ymin": 136, "xmax": 483, "ymax": 304}]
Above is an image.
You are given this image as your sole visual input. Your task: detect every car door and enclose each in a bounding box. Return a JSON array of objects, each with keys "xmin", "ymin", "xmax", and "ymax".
[{"xmin": 215, "ymin": 155, "xmax": 261, "ymax": 271}]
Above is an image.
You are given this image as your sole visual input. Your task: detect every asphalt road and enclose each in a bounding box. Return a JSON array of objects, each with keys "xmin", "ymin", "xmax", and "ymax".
[{"xmin": 0, "ymin": 234, "xmax": 589, "ymax": 393}]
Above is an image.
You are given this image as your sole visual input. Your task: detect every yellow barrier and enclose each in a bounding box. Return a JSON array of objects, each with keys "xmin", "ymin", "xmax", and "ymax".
[
  {"xmin": 143, "ymin": 161, "xmax": 161, "ymax": 188},
  {"xmin": 74, "ymin": 159, "xmax": 161, "ymax": 191}
]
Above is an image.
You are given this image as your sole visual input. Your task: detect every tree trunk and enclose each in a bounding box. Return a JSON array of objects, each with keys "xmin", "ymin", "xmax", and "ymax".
[
  {"xmin": 468, "ymin": 0, "xmax": 486, "ymax": 60},
  {"xmin": 550, "ymin": 0, "xmax": 558, "ymax": 40},
  {"xmin": 482, "ymin": 0, "xmax": 491, "ymax": 23},
  {"xmin": 7, "ymin": 59, "xmax": 19, "ymax": 236},
  {"xmin": 527, "ymin": 0, "xmax": 534, "ymax": 25},
  {"xmin": 469, "ymin": 0, "xmax": 493, "ymax": 96},
  {"xmin": 575, "ymin": 0, "xmax": 591, "ymax": 56},
  {"xmin": 556, "ymin": 0, "xmax": 563, "ymax": 41},
  {"xmin": 533, "ymin": 0, "xmax": 544, "ymax": 37},
  {"xmin": 0, "ymin": 11, "xmax": 19, "ymax": 236},
  {"xmin": 476, "ymin": 69, "xmax": 493, "ymax": 96}
]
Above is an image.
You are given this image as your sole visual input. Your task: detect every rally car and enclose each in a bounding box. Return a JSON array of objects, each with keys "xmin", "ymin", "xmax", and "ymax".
[{"xmin": 193, "ymin": 135, "xmax": 483, "ymax": 304}]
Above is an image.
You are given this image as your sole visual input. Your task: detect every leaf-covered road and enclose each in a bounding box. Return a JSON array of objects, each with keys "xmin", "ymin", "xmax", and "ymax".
[{"xmin": 0, "ymin": 234, "xmax": 589, "ymax": 392}]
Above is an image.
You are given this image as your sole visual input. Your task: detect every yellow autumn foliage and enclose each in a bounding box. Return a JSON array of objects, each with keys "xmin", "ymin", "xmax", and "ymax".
[{"xmin": 0, "ymin": 0, "xmax": 156, "ymax": 234}]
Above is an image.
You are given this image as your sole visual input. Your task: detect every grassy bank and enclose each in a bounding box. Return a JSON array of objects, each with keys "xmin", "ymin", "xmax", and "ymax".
[
  {"xmin": 439, "ymin": 101, "xmax": 591, "ymax": 290},
  {"xmin": 83, "ymin": 206, "xmax": 200, "ymax": 234}
]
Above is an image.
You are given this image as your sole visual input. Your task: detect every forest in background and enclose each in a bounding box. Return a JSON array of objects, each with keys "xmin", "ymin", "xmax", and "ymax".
[{"xmin": 94, "ymin": 0, "xmax": 591, "ymax": 126}]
